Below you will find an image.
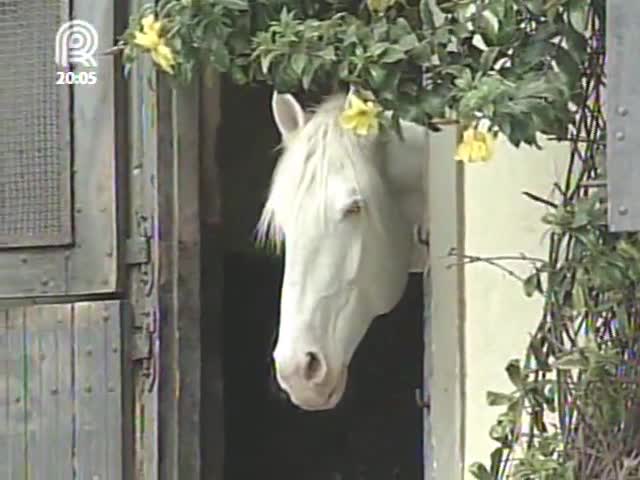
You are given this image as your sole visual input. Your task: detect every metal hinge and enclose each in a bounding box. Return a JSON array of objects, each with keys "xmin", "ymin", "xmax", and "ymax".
[
  {"xmin": 131, "ymin": 309, "xmax": 152, "ymax": 359},
  {"xmin": 131, "ymin": 329, "xmax": 151, "ymax": 361},
  {"xmin": 130, "ymin": 308, "xmax": 157, "ymax": 391},
  {"xmin": 125, "ymin": 236, "xmax": 150, "ymax": 265}
]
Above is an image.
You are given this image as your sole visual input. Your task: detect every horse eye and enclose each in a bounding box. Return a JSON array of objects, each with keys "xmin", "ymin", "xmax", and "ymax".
[{"xmin": 343, "ymin": 201, "xmax": 363, "ymax": 216}]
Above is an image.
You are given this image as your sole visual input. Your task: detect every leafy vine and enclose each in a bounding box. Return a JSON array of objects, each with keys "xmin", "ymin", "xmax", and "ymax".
[
  {"xmin": 116, "ymin": 0, "xmax": 592, "ymax": 152},
  {"xmin": 469, "ymin": 3, "xmax": 640, "ymax": 478}
]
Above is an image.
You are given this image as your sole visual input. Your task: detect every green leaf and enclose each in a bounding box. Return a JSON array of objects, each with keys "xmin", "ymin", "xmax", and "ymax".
[
  {"xmin": 486, "ymin": 391, "xmax": 515, "ymax": 406},
  {"xmin": 210, "ymin": 45, "xmax": 231, "ymax": 71},
  {"xmin": 614, "ymin": 304, "xmax": 630, "ymax": 335},
  {"xmin": 317, "ymin": 46, "xmax": 336, "ymax": 61},
  {"xmin": 337, "ymin": 61, "xmax": 350, "ymax": 79},
  {"xmin": 487, "ymin": 0, "xmax": 506, "ymax": 19},
  {"xmin": 524, "ymin": 0, "xmax": 544, "ymax": 15},
  {"xmin": 572, "ymin": 284, "xmax": 587, "ymax": 312},
  {"xmin": 379, "ymin": 45, "xmax": 406, "ymax": 63},
  {"xmin": 291, "ymin": 53, "xmax": 307, "ymax": 76},
  {"xmin": 260, "ymin": 51, "xmax": 279, "ymax": 75},
  {"xmin": 301, "ymin": 58, "xmax": 320, "ymax": 90},
  {"xmin": 216, "ymin": 0, "xmax": 249, "ymax": 10},
  {"xmin": 398, "ymin": 33, "xmax": 420, "ymax": 51},
  {"xmin": 228, "ymin": 64, "xmax": 247, "ymax": 85},
  {"xmin": 409, "ymin": 43, "xmax": 432, "ymax": 64},
  {"xmin": 568, "ymin": 0, "xmax": 588, "ymax": 31},
  {"xmin": 479, "ymin": 47, "xmax": 500, "ymax": 72},
  {"xmin": 563, "ymin": 22, "xmax": 587, "ymax": 64},
  {"xmin": 469, "ymin": 462, "xmax": 493, "ymax": 480},
  {"xmin": 523, "ymin": 271, "xmax": 542, "ymax": 297},
  {"xmin": 390, "ymin": 112, "xmax": 404, "ymax": 141},
  {"xmin": 553, "ymin": 352, "xmax": 589, "ymax": 370},
  {"xmin": 489, "ymin": 447, "xmax": 504, "ymax": 477},
  {"xmin": 419, "ymin": 89, "xmax": 448, "ymax": 117},
  {"xmin": 371, "ymin": 42, "xmax": 391, "ymax": 57},
  {"xmin": 489, "ymin": 422, "xmax": 510, "ymax": 442},
  {"xmin": 419, "ymin": 0, "xmax": 435, "ymax": 30},
  {"xmin": 554, "ymin": 47, "xmax": 581, "ymax": 90},
  {"xmin": 505, "ymin": 359, "xmax": 523, "ymax": 388}
]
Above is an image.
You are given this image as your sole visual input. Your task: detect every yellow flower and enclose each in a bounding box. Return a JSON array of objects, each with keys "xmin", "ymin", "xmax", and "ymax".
[
  {"xmin": 151, "ymin": 42, "xmax": 176, "ymax": 74},
  {"xmin": 340, "ymin": 93, "xmax": 383, "ymax": 136},
  {"xmin": 134, "ymin": 15, "xmax": 163, "ymax": 50},
  {"xmin": 455, "ymin": 127, "xmax": 496, "ymax": 164},
  {"xmin": 133, "ymin": 14, "xmax": 176, "ymax": 74},
  {"xmin": 367, "ymin": 0, "xmax": 397, "ymax": 14}
]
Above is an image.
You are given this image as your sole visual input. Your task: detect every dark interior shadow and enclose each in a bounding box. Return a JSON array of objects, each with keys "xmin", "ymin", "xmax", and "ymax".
[
  {"xmin": 215, "ymin": 80, "xmax": 425, "ymax": 480},
  {"xmin": 222, "ymin": 255, "xmax": 424, "ymax": 480}
]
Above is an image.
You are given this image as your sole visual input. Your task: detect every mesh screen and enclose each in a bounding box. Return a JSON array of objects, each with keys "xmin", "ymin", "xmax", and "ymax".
[{"xmin": 0, "ymin": 0, "xmax": 72, "ymax": 248}]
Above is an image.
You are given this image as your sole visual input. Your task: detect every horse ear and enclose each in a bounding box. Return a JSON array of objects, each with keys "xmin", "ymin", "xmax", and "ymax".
[{"xmin": 272, "ymin": 91, "xmax": 306, "ymax": 137}]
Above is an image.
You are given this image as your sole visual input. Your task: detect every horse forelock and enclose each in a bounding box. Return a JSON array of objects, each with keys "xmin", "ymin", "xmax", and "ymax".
[{"xmin": 256, "ymin": 94, "xmax": 384, "ymax": 251}]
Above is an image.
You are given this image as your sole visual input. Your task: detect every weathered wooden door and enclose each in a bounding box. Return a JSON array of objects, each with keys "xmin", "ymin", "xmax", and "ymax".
[{"xmin": 0, "ymin": 0, "xmax": 128, "ymax": 478}]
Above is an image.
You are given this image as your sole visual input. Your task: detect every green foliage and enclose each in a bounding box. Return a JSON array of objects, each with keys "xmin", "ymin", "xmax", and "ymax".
[
  {"xmin": 471, "ymin": 191, "xmax": 640, "ymax": 478},
  {"xmin": 465, "ymin": 3, "xmax": 640, "ymax": 477},
  {"xmin": 118, "ymin": 0, "xmax": 593, "ymax": 147}
]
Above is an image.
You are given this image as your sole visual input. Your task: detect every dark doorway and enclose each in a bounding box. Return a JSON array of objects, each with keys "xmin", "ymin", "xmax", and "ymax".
[{"xmin": 215, "ymin": 80, "xmax": 425, "ymax": 480}]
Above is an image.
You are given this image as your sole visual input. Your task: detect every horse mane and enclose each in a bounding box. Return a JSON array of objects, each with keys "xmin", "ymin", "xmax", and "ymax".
[{"xmin": 256, "ymin": 93, "xmax": 383, "ymax": 251}]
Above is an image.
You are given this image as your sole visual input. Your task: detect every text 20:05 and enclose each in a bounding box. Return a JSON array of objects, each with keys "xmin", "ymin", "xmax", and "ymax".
[{"xmin": 56, "ymin": 71, "xmax": 97, "ymax": 85}]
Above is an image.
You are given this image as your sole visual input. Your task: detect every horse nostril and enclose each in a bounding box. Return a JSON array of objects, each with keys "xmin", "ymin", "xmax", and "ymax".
[{"xmin": 302, "ymin": 351, "xmax": 326, "ymax": 383}]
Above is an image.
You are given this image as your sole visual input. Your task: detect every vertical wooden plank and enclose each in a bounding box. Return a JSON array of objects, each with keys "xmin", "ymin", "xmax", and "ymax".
[
  {"xmin": 200, "ymin": 74, "xmax": 225, "ymax": 480},
  {"xmin": 606, "ymin": 0, "xmax": 640, "ymax": 231},
  {"xmin": 22, "ymin": 307, "xmax": 38, "ymax": 480},
  {"xmin": 74, "ymin": 301, "xmax": 123, "ymax": 480},
  {"xmin": 67, "ymin": 0, "xmax": 119, "ymax": 293},
  {"xmin": 422, "ymin": 269, "xmax": 434, "ymax": 479},
  {"xmin": 103, "ymin": 302, "xmax": 124, "ymax": 480},
  {"xmin": 156, "ymin": 78, "xmax": 202, "ymax": 479},
  {"xmin": 0, "ymin": 310, "xmax": 9, "ymax": 479},
  {"xmin": 126, "ymin": 0, "xmax": 161, "ymax": 473},
  {"xmin": 75, "ymin": 302, "xmax": 106, "ymax": 479},
  {"xmin": 420, "ymin": 91, "xmax": 434, "ymax": 479},
  {"xmin": 427, "ymin": 124, "xmax": 466, "ymax": 479},
  {"xmin": 5, "ymin": 309, "xmax": 26, "ymax": 479},
  {"xmin": 25, "ymin": 305, "xmax": 74, "ymax": 480},
  {"xmin": 174, "ymin": 80, "xmax": 202, "ymax": 480}
]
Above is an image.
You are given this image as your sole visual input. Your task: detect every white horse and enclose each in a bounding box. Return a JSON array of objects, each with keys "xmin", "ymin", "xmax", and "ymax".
[{"xmin": 258, "ymin": 91, "xmax": 428, "ymax": 410}]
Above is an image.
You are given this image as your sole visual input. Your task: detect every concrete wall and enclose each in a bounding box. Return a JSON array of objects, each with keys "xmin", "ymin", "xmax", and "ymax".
[
  {"xmin": 462, "ymin": 136, "xmax": 569, "ymax": 472},
  {"xmin": 427, "ymin": 128, "xmax": 570, "ymax": 478}
]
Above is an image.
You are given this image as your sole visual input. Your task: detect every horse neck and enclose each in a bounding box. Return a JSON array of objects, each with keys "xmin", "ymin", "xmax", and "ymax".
[{"xmin": 382, "ymin": 120, "xmax": 428, "ymax": 227}]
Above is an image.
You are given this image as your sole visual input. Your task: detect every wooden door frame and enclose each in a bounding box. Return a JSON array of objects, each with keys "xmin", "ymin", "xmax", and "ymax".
[
  {"xmin": 125, "ymin": 35, "xmax": 463, "ymax": 480},
  {"xmin": 154, "ymin": 78, "xmax": 203, "ymax": 479},
  {"xmin": 124, "ymin": 7, "xmax": 209, "ymax": 476},
  {"xmin": 132, "ymin": 69, "xmax": 226, "ymax": 480}
]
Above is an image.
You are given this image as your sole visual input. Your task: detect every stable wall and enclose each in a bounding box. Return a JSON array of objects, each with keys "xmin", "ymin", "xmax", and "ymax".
[
  {"xmin": 426, "ymin": 128, "xmax": 570, "ymax": 478},
  {"xmin": 462, "ymin": 137, "xmax": 569, "ymax": 472}
]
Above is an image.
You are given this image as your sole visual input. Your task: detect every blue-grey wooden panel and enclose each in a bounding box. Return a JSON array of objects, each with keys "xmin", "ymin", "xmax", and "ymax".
[
  {"xmin": 74, "ymin": 301, "xmax": 123, "ymax": 480},
  {"xmin": 606, "ymin": 0, "xmax": 640, "ymax": 232},
  {"xmin": 0, "ymin": 301, "xmax": 123, "ymax": 479},
  {"xmin": 0, "ymin": 0, "xmax": 120, "ymax": 299},
  {"xmin": 1, "ymin": 310, "xmax": 27, "ymax": 480},
  {"xmin": 24, "ymin": 305, "xmax": 74, "ymax": 480}
]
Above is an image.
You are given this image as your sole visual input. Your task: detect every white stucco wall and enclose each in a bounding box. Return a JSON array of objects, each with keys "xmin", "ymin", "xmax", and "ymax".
[
  {"xmin": 461, "ymin": 136, "xmax": 569, "ymax": 473},
  {"xmin": 427, "ymin": 129, "xmax": 570, "ymax": 478}
]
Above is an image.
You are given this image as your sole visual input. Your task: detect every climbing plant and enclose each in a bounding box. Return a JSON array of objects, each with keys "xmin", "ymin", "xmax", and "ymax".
[
  {"xmin": 117, "ymin": 0, "xmax": 594, "ymax": 159},
  {"xmin": 468, "ymin": 2, "xmax": 640, "ymax": 478}
]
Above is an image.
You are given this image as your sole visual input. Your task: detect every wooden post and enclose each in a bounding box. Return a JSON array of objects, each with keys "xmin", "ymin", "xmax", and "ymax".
[
  {"xmin": 199, "ymin": 73, "xmax": 225, "ymax": 479},
  {"xmin": 156, "ymin": 77, "xmax": 202, "ymax": 479}
]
